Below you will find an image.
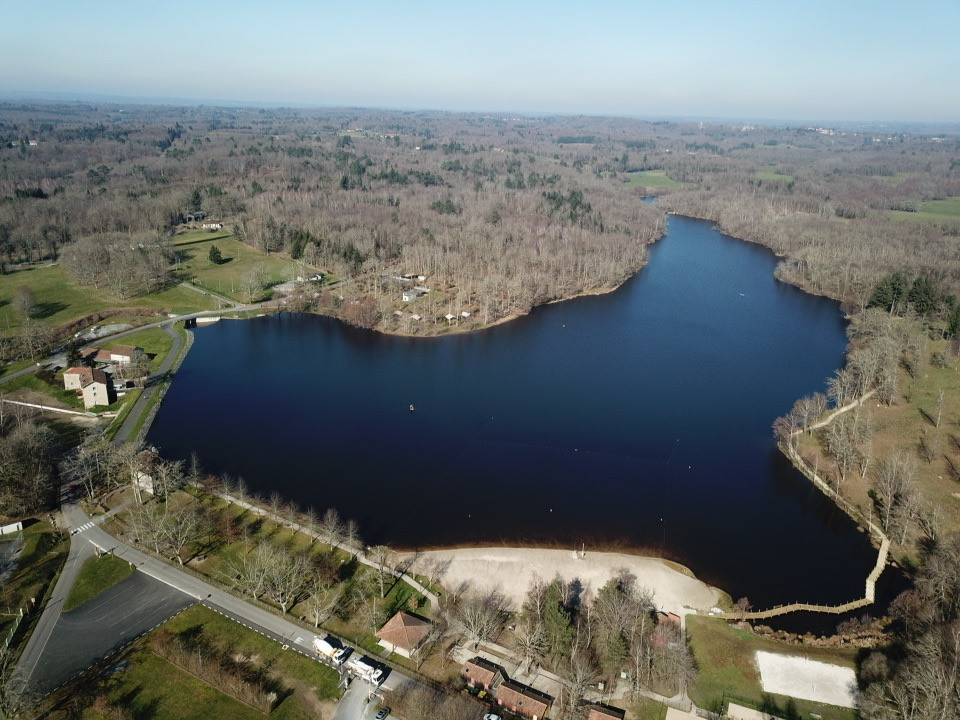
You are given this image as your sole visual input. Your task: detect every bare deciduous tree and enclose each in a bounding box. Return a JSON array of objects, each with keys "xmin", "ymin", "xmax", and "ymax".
[{"xmin": 454, "ymin": 587, "xmax": 510, "ymax": 648}]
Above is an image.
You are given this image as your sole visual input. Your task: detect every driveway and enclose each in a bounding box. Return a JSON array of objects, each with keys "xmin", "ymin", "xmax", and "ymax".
[{"xmin": 333, "ymin": 678, "xmax": 393, "ymax": 720}]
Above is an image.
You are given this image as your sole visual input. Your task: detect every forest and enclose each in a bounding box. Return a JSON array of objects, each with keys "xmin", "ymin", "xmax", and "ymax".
[
  {"xmin": 2, "ymin": 103, "xmax": 958, "ymax": 347},
  {"xmin": 2, "ymin": 103, "xmax": 960, "ymax": 719}
]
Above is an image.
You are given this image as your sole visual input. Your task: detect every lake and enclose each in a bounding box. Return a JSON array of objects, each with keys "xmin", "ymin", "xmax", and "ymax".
[{"xmin": 148, "ymin": 216, "xmax": 891, "ymax": 612}]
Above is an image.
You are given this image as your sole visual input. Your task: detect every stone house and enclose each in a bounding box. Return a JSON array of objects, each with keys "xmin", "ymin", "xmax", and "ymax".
[{"xmin": 62, "ymin": 367, "xmax": 111, "ymax": 409}]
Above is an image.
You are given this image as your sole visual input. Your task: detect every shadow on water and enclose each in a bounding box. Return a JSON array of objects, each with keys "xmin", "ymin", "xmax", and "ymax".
[{"xmin": 148, "ymin": 216, "xmax": 887, "ymax": 611}]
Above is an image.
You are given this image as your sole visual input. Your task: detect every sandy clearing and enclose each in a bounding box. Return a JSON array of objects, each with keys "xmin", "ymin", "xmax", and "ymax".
[
  {"xmin": 410, "ymin": 547, "xmax": 720, "ymax": 615},
  {"xmin": 756, "ymin": 651, "xmax": 857, "ymax": 708}
]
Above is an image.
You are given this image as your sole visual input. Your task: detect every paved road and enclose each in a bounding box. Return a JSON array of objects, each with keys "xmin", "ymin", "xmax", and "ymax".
[
  {"xmin": 111, "ymin": 322, "xmax": 180, "ymax": 444},
  {"xmin": 0, "ymin": 302, "xmax": 262, "ymax": 388},
  {"xmin": 177, "ymin": 280, "xmax": 242, "ymax": 309}
]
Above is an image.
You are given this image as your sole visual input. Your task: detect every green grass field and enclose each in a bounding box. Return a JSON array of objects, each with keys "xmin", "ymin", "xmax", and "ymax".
[
  {"xmin": 1, "ymin": 370, "xmax": 86, "ymax": 409},
  {"xmin": 0, "ymin": 263, "xmax": 218, "ymax": 338},
  {"xmin": 59, "ymin": 604, "xmax": 341, "ymax": 719},
  {"xmin": 890, "ymin": 196, "xmax": 960, "ymax": 224},
  {"xmin": 64, "ymin": 554, "xmax": 135, "ymax": 611},
  {"xmin": 624, "ymin": 170, "xmax": 683, "ymax": 189},
  {"xmin": 756, "ymin": 165, "xmax": 794, "ymax": 182},
  {"xmin": 0, "ymin": 522, "xmax": 69, "ymax": 653},
  {"xmin": 686, "ymin": 615, "xmax": 858, "ymax": 720},
  {"xmin": 100, "ymin": 326, "xmax": 174, "ymax": 371},
  {"xmin": 171, "ymin": 232, "xmax": 308, "ymax": 302}
]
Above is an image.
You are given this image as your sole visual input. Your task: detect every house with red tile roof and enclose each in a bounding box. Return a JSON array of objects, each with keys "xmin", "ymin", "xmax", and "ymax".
[
  {"xmin": 493, "ymin": 680, "xmax": 552, "ymax": 720},
  {"xmin": 62, "ymin": 367, "xmax": 111, "ymax": 408},
  {"xmin": 376, "ymin": 611, "xmax": 434, "ymax": 659},
  {"xmin": 461, "ymin": 657, "xmax": 504, "ymax": 690},
  {"xmin": 586, "ymin": 703, "xmax": 626, "ymax": 720}
]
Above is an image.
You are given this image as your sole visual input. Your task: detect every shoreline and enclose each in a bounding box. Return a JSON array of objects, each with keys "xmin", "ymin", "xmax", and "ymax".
[{"xmin": 409, "ymin": 546, "xmax": 723, "ymax": 617}]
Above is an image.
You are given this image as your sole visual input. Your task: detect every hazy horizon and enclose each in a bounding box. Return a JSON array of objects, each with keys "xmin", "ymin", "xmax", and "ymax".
[{"xmin": 3, "ymin": 0, "xmax": 958, "ymax": 124}]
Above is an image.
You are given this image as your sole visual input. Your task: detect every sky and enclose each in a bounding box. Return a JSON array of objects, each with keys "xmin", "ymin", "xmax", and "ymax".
[{"xmin": 2, "ymin": 0, "xmax": 958, "ymax": 123}]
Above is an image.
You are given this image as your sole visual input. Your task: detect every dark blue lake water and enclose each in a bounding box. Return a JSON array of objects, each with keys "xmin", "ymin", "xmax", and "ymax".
[{"xmin": 149, "ymin": 216, "xmax": 890, "ymax": 612}]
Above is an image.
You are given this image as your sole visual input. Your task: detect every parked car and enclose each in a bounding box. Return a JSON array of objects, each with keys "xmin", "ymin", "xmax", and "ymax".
[
  {"xmin": 483, "ymin": 714, "xmax": 502, "ymax": 720},
  {"xmin": 375, "ymin": 708, "xmax": 390, "ymax": 719}
]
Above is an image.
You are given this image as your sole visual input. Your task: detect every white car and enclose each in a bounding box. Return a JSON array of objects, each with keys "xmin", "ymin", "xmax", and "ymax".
[{"xmin": 483, "ymin": 715, "xmax": 502, "ymax": 720}]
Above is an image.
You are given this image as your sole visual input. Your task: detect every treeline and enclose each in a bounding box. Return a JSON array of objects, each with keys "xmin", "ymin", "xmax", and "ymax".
[
  {"xmin": 151, "ymin": 625, "xmax": 285, "ymax": 713},
  {"xmin": 0, "ymin": 103, "xmax": 667, "ymax": 335},
  {"xmin": 0, "ymin": 407, "xmax": 60, "ymax": 518},
  {"xmin": 859, "ymin": 534, "xmax": 960, "ymax": 719},
  {"xmin": 3, "ymin": 103, "xmax": 958, "ymax": 335}
]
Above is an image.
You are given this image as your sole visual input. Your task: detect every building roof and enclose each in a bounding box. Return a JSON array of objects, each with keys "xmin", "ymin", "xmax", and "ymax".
[
  {"xmin": 586, "ymin": 705, "xmax": 626, "ymax": 720},
  {"xmin": 495, "ymin": 680, "xmax": 552, "ymax": 716},
  {"xmin": 376, "ymin": 611, "xmax": 433, "ymax": 653},
  {"xmin": 81, "ymin": 348, "xmax": 114, "ymax": 363},
  {"xmin": 110, "ymin": 344, "xmax": 139, "ymax": 358},
  {"xmin": 462, "ymin": 657, "xmax": 503, "ymax": 686},
  {"xmin": 64, "ymin": 367, "xmax": 109, "ymax": 386}
]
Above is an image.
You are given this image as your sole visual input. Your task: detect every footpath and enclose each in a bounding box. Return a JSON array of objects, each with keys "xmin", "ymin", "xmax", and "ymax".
[{"xmin": 715, "ymin": 391, "xmax": 890, "ymax": 622}]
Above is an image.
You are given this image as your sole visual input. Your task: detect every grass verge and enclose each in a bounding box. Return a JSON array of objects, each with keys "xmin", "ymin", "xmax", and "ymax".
[
  {"xmin": 64, "ymin": 554, "xmax": 136, "ymax": 611},
  {"xmin": 0, "ymin": 521, "xmax": 69, "ymax": 659}
]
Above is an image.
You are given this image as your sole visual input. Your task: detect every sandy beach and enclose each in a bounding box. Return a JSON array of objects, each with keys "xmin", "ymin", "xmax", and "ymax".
[{"xmin": 409, "ymin": 547, "xmax": 721, "ymax": 616}]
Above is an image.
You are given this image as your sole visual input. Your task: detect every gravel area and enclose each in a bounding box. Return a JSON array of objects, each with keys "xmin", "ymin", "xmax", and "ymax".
[
  {"xmin": 410, "ymin": 547, "xmax": 720, "ymax": 615},
  {"xmin": 756, "ymin": 650, "xmax": 857, "ymax": 708}
]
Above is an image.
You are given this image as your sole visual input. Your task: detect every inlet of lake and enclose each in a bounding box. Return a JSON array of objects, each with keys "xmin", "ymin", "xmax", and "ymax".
[{"xmin": 148, "ymin": 215, "xmax": 902, "ymax": 618}]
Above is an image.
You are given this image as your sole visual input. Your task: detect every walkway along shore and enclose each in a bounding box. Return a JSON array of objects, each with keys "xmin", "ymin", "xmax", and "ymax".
[{"xmin": 714, "ymin": 391, "xmax": 891, "ymax": 621}]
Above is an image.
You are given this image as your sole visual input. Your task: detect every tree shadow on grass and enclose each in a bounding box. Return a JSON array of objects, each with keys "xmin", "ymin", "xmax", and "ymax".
[{"xmin": 33, "ymin": 301, "xmax": 68, "ymax": 319}]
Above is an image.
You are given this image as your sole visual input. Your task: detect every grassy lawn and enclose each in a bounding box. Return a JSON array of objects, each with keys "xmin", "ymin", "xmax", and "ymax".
[
  {"xmin": 794, "ymin": 335, "xmax": 960, "ymax": 564},
  {"xmin": 631, "ymin": 697, "xmax": 667, "ymax": 720},
  {"xmin": 686, "ymin": 615, "xmax": 858, "ymax": 720},
  {"xmin": 890, "ymin": 196, "xmax": 960, "ymax": 224},
  {"xmin": 1, "ymin": 370, "xmax": 85, "ymax": 409},
  {"xmin": 171, "ymin": 232, "xmax": 309, "ymax": 302},
  {"xmin": 623, "ymin": 170, "xmax": 683, "ymax": 189},
  {"xmin": 164, "ymin": 605, "xmax": 342, "ymax": 698},
  {"xmin": 0, "ymin": 264, "xmax": 218, "ymax": 338},
  {"xmin": 88, "ymin": 650, "xmax": 272, "ymax": 720},
  {"xmin": 756, "ymin": 165, "xmax": 794, "ymax": 182},
  {"xmin": 101, "ymin": 326, "xmax": 173, "ymax": 372},
  {"xmin": 0, "ymin": 358, "xmax": 37, "ymax": 380},
  {"xmin": 54, "ymin": 603, "xmax": 340, "ymax": 719},
  {"xmin": 0, "ymin": 521, "xmax": 69, "ymax": 652},
  {"xmin": 64, "ymin": 554, "xmax": 135, "ymax": 611}
]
